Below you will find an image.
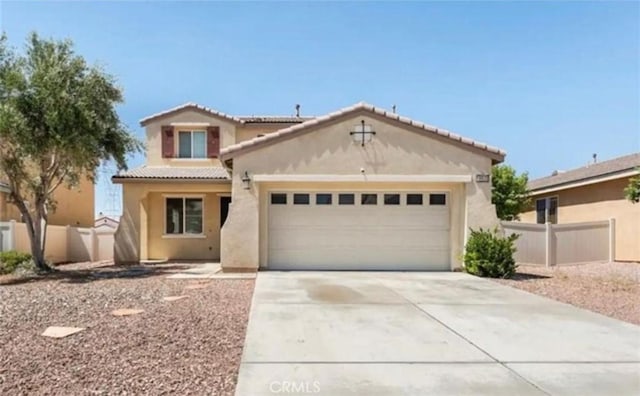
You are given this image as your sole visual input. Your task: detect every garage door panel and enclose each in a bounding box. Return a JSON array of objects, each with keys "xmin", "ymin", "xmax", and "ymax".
[
  {"xmin": 269, "ymin": 228, "xmax": 449, "ymax": 249},
  {"xmin": 269, "ymin": 248, "xmax": 450, "ymax": 271},
  {"xmin": 268, "ymin": 191, "xmax": 451, "ymax": 271}
]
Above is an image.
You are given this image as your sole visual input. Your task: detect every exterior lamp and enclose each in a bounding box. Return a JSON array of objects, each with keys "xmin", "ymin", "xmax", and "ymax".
[{"xmin": 241, "ymin": 171, "xmax": 251, "ymax": 190}]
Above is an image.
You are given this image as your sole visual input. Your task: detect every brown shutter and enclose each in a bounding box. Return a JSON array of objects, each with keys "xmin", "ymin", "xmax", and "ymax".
[
  {"xmin": 161, "ymin": 125, "xmax": 174, "ymax": 158},
  {"xmin": 207, "ymin": 126, "xmax": 220, "ymax": 158}
]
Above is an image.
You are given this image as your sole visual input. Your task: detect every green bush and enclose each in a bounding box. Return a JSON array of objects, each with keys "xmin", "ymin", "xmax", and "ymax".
[
  {"xmin": 463, "ymin": 228, "xmax": 519, "ymax": 278},
  {"xmin": 0, "ymin": 251, "xmax": 34, "ymax": 274}
]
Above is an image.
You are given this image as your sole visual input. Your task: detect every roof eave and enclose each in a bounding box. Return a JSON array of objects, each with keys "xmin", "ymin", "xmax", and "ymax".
[
  {"xmin": 528, "ymin": 169, "xmax": 639, "ymax": 195},
  {"xmin": 111, "ymin": 177, "xmax": 231, "ymax": 184}
]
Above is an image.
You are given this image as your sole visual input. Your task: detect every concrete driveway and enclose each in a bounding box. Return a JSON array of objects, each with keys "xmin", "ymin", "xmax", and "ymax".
[{"xmin": 235, "ymin": 272, "xmax": 640, "ymax": 396}]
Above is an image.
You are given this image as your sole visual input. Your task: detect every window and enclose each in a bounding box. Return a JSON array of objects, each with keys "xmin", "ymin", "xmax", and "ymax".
[
  {"xmin": 407, "ymin": 194, "xmax": 423, "ymax": 205},
  {"xmin": 316, "ymin": 193, "xmax": 332, "ymax": 205},
  {"xmin": 384, "ymin": 194, "xmax": 400, "ymax": 205},
  {"xmin": 338, "ymin": 194, "xmax": 355, "ymax": 205},
  {"xmin": 165, "ymin": 197, "xmax": 203, "ymax": 235},
  {"xmin": 361, "ymin": 194, "xmax": 377, "ymax": 205},
  {"xmin": 429, "ymin": 194, "xmax": 446, "ymax": 206},
  {"xmin": 271, "ymin": 193, "xmax": 287, "ymax": 205},
  {"xmin": 293, "ymin": 193, "xmax": 310, "ymax": 205},
  {"xmin": 178, "ymin": 131, "xmax": 206, "ymax": 158},
  {"xmin": 536, "ymin": 197, "xmax": 558, "ymax": 224}
]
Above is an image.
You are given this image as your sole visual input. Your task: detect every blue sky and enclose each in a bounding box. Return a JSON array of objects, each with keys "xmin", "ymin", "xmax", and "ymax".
[{"xmin": 2, "ymin": 1, "xmax": 639, "ymax": 216}]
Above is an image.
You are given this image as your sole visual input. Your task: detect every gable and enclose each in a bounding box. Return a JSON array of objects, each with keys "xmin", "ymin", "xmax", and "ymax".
[
  {"xmin": 221, "ymin": 103, "xmax": 505, "ymax": 164},
  {"xmin": 234, "ymin": 113, "xmax": 495, "ymax": 177}
]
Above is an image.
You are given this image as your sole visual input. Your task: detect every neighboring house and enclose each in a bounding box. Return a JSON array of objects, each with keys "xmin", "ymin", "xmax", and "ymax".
[
  {"xmin": 113, "ymin": 102, "xmax": 505, "ymax": 271},
  {"xmin": 521, "ymin": 153, "xmax": 640, "ymax": 262},
  {"xmin": 0, "ymin": 178, "xmax": 94, "ymax": 227},
  {"xmin": 95, "ymin": 214, "xmax": 120, "ymax": 229}
]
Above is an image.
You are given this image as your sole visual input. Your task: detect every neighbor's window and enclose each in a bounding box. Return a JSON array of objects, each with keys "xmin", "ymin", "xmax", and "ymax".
[
  {"xmin": 338, "ymin": 193, "xmax": 355, "ymax": 205},
  {"xmin": 316, "ymin": 193, "xmax": 332, "ymax": 205},
  {"xmin": 361, "ymin": 194, "xmax": 377, "ymax": 205},
  {"xmin": 178, "ymin": 130, "xmax": 206, "ymax": 158},
  {"xmin": 407, "ymin": 194, "xmax": 423, "ymax": 205},
  {"xmin": 536, "ymin": 197, "xmax": 558, "ymax": 224},
  {"xmin": 165, "ymin": 197, "xmax": 203, "ymax": 235}
]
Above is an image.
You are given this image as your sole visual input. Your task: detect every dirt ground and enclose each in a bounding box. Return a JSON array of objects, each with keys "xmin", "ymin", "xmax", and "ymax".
[
  {"xmin": 0, "ymin": 262, "xmax": 255, "ymax": 395},
  {"xmin": 494, "ymin": 262, "xmax": 640, "ymax": 325}
]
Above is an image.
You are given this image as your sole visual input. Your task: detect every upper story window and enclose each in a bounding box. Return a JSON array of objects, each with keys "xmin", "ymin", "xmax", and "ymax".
[
  {"xmin": 536, "ymin": 197, "xmax": 558, "ymax": 224},
  {"xmin": 161, "ymin": 125, "xmax": 220, "ymax": 159},
  {"xmin": 178, "ymin": 130, "xmax": 206, "ymax": 158}
]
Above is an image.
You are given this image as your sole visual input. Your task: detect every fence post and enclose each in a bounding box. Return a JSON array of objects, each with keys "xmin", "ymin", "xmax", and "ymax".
[
  {"xmin": 608, "ymin": 218, "xmax": 616, "ymax": 263},
  {"xmin": 91, "ymin": 228, "xmax": 98, "ymax": 262},
  {"xmin": 9, "ymin": 220, "xmax": 16, "ymax": 251},
  {"xmin": 545, "ymin": 222, "xmax": 554, "ymax": 267}
]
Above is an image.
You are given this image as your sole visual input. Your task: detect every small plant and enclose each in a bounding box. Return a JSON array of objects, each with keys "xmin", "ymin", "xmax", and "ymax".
[
  {"xmin": 0, "ymin": 251, "xmax": 34, "ymax": 274},
  {"xmin": 463, "ymin": 228, "xmax": 519, "ymax": 278}
]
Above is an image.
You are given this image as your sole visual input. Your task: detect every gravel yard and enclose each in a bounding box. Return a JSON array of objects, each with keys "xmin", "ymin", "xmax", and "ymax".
[
  {"xmin": 0, "ymin": 262, "xmax": 255, "ymax": 395},
  {"xmin": 494, "ymin": 262, "xmax": 640, "ymax": 325}
]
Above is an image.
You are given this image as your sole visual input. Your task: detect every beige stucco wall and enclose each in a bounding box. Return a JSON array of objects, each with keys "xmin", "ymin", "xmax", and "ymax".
[
  {"xmin": 0, "ymin": 178, "xmax": 94, "ymax": 227},
  {"xmin": 221, "ymin": 112, "xmax": 499, "ymax": 271},
  {"xmin": 235, "ymin": 124, "xmax": 295, "ymax": 143},
  {"xmin": 114, "ymin": 181, "xmax": 231, "ymax": 263},
  {"xmin": 521, "ymin": 177, "xmax": 640, "ymax": 261}
]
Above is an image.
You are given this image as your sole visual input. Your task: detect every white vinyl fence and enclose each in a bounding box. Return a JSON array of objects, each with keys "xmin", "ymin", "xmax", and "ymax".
[
  {"xmin": 502, "ymin": 219, "xmax": 615, "ymax": 266},
  {"xmin": 0, "ymin": 220, "xmax": 114, "ymax": 263}
]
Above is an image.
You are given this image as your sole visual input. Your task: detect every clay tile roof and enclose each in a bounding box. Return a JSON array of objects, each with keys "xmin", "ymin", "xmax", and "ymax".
[
  {"xmin": 238, "ymin": 115, "xmax": 316, "ymax": 123},
  {"xmin": 220, "ymin": 102, "xmax": 506, "ymax": 161},
  {"xmin": 528, "ymin": 152, "xmax": 640, "ymax": 191},
  {"xmin": 112, "ymin": 166, "xmax": 230, "ymax": 182},
  {"xmin": 139, "ymin": 103, "xmax": 244, "ymax": 126}
]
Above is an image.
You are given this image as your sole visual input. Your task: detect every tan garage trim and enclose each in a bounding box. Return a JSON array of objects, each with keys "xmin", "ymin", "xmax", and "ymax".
[{"xmin": 252, "ymin": 174, "xmax": 472, "ymax": 183}]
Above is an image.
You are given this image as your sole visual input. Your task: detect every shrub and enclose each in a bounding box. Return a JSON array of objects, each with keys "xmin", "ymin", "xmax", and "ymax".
[
  {"xmin": 463, "ymin": 228, "xmax": 519, "ymax": 278},
  {"xmin": 0, "ymin": 251, "xmax": 34, "ymax": 275}
]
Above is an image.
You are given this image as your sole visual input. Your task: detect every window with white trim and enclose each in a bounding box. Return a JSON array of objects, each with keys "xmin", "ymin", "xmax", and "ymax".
[
  {"xmin": 178, "ymin": 130, "xmax": 206, "ymax": 158},
  {"xmin": 166, "ymin": 197, "xmax": 203, "ymax": 234},
  {"xmin": 536, "ymin": 197, "xmax": 558, "ymax": 224}
]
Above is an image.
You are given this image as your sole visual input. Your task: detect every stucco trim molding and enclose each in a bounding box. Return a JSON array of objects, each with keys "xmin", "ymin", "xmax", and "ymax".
[{"xmin": 251, "ymin": 174, "xmax": 473, "ymax": 183}]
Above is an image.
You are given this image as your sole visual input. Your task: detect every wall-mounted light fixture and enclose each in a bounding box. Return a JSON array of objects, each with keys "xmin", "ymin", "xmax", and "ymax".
[
  {"xmin": 241, "ymin": 171, "xmax": 251, "ymax": 190},
  {"xmin": 475, "ymin": 174, "xmax": 490, "ymax": 183}
]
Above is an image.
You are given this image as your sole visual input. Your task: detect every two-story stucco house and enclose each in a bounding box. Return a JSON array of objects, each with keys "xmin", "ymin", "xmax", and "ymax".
[{"xmin": 113, "ymin": 102, "xmax": 505, "ymax": 272}]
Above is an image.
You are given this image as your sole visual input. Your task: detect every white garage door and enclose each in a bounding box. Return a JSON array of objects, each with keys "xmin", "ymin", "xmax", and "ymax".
[{"xmin": 268, "ymin": 191, "xmax": 450, "ymax": 271}]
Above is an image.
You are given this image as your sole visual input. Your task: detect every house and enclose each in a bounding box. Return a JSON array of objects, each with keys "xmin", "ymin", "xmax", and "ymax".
[
  {"xmin": 520, "ymin": 153, "xmax": 640, "ymax": 262},
  {"xmin": 113, "ymin": 102, "xmax": 505, "ymax": 271},
  {"xmin": 95, "ymin": 214, "xmax": 120, "ymax": 229},
  {"xmin": 0, "ymin": 178, "xmax": 94, "ymax": 227}
]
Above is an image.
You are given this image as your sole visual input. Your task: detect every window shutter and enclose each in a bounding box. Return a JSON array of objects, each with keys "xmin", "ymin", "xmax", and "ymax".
[
  {"xmin": 207, "ymin": 126, "xmax": 220, "ymax": 158},
  {"xmin": 161, "ymin": 125, "xmax": 174, "ymax": 158}
]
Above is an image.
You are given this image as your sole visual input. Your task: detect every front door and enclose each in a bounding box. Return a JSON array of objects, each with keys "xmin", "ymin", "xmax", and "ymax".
[{"xmin": 220, "ymin": 196, "xmax": 231, "ymax": 227}]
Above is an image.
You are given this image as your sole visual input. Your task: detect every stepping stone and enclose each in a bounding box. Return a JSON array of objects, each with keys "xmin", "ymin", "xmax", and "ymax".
[
  {"xmin": 163, "ymin": 295, "xmax": 188, "ymax": 302},
  {"xmin": 41, "ymin": 326, "xmax": 85, "ymax": 338},
  {"xmin": 111, "ymin": 308, "xmax": 144, "ymax": 317}
]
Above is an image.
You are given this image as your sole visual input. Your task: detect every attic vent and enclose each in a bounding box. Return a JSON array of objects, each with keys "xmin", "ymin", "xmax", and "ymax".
[{"xmin": 551, "ymin": 170, "xmax": 565, "ymax": 176}]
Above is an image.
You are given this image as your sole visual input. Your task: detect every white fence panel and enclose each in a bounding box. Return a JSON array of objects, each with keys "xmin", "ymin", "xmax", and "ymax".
[{"xmin": 501, "ymin": 219, "xmax": 614, "ymax": 266}]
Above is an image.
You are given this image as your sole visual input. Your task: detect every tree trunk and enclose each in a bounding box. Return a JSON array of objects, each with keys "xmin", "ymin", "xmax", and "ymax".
[{"xmin": 23, "ymin": 212, "xmax": 51, "ymax": 272}]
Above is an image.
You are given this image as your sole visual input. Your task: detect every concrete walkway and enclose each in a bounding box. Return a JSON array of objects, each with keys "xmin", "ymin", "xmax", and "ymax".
[{"xmin": 236, "ymin": 271, "xmax": 640, "ymax": 396}]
